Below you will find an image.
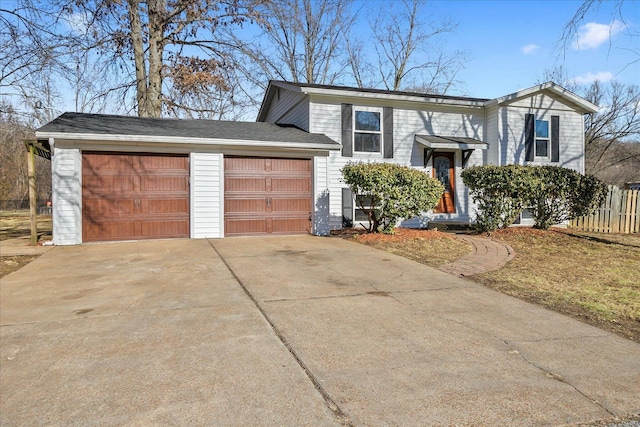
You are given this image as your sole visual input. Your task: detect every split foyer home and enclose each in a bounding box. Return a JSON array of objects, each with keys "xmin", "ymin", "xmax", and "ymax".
[{"xmin": 36, "ymin": 80, "xmax": 598, "ymax": 245}]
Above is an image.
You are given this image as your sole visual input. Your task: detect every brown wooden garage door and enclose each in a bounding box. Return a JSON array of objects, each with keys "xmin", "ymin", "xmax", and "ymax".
[
  {"xmin": 82, "ymin": 152, "xmax": 189, "ymax": 242},
  {"xmin": 224, "ymin": 157, "xmax": 312, "ymax": 236}
]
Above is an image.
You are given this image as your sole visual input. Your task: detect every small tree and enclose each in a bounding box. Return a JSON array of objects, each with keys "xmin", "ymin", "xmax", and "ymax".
[
  {"xmin": 461, "ymin": 165, "xmax": 533, "ymax": 232},
  {"xmin": 527, "ymin": 166, "xmax": 607, "ymax": 230},
  {"xmin": 341, "ymin": 162, "xmax": 443, "ymax": 233}
]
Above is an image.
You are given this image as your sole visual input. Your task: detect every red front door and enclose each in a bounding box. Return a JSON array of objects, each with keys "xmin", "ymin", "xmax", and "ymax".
[{"xmin": 433, "ymin": 152, "xmax": 456, "ymax": 213}]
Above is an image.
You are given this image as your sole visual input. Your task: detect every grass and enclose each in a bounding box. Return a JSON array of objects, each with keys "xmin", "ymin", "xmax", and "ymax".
[
  {"xmin": 349, "ymin": 227, "xmax": 640, "ymax": 343},
  {"xmin": 475, "ymin": 228, "xmax": 640, "ymax": 342},
  {"xmin": 1, "ymin": 210, "xmax": 52, "ymax": 278},
  {"xmin": 0, "ymin": 210, "xmax": 52, "ymax": 241}
]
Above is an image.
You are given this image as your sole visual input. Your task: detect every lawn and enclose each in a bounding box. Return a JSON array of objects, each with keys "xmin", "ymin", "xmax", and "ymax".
[
  {"xmin": 0, "ymin": 210, "xmax": 52, "ymax": 241},
  {"xmin": 1, "ymin": 210, "xmax": 52, "ymax": 278},
  {"xmin": 350, "ymin": 227, "xmax": 640, "ymax": 343}
]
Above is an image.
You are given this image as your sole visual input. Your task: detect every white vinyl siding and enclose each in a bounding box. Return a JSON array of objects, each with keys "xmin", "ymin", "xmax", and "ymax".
[
  {"xmin": 498, "ymin": 105, "xmax": 584, "ymax": 172},
  {"xmin": 264, "ymin": 89, "xmax": 309, "ymax": 131},
  {"xmin": 485, "ymin": 106, "xmax": 499, "ymax": 165},
  {"xmin": 52, "ymin": 147, "xmax": 81, "ymax": 245},
  {"xmin": 313, "ymin": 156, "xmax": 330, "ymax": 236},
  {"xmin": 191, "ymin": 152, "xmax": 223, "ymax": 238},
  {"xmin": 311, "ymin": 100, "xmax": 483, "ymax": 228}
]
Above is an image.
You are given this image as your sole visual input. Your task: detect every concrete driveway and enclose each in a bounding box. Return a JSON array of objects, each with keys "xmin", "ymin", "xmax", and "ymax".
[{"xmin": 1, "ymin": 236, "xmax": 639, "ymax": 426}]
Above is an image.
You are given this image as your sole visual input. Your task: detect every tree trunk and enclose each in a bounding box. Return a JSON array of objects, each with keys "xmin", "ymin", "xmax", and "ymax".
[
  {"xmin": 126, "ymin": 0, "xmax": 150, "ymax": 117},
  {"xmin": 146, "ymin": 0, "xmax": 165, "ymax": 117}
]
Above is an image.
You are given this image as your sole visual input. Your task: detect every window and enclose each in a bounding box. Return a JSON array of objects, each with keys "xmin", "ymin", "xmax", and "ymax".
[
  {"xmin": 354, "ymin": 109, "xmax": 382, "ymax": 153},
  {"xmin": 354, "ymin": 195, "xmax": 377, "ymax": 223},
  {"xmin": 535, "ymin": 119, "xmax": 549, "ymax": 158}
]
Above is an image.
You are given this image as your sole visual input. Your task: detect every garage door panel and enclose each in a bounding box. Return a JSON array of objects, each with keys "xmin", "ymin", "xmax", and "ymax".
[
  {"xmin": 272, "ymin": 218, "xmax": 310, "ymax": 233},
  {"xmin": 271, "ymin": 158, "xmax": 311, "ymax": 172},
  {"xmin": 225, "ymin": 219, "xmax": 268, "ymax": 236},
  {"xmin": 225, "ymin": 199, "xmax": 266, "ymax": 214},
  {"xmin": 82, "ymin": 152, "xmax": 189, "ymax": 242},
  {"xmin": 271, "ymin": 178, "xmax": 311, "ymax": 192},
  {"xmin": 142, "ymin": 198, "xmax": 189, "ymax": 214},
  {"xmin": 140, "ymin": 220, "xmax": 189, "ymax": 238},
  {"xmin": 270, "ymin": 198, "xmax": 311, "ymax": 212},
  {"xmin": 83, "ymin": 198, "xmax": 135, "ymax": 216},
  {"xmin": 140, "ymin": 176, "xmax": 188, "ymax": 192},
  {"xmin": 224, "ymin": 177, "xmax": 267, "ymax": 192}
]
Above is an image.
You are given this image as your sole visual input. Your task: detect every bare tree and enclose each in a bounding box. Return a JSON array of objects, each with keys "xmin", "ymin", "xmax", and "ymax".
[
  {"xmin": 5, "ymin": 0, "xmax": 264, "ymax": 119},
  {"xmin": 559, "ymin": 0, "xmax": 638, "ymax": 68},
  {"xmin": 583, "ymin": 80, "xmax": 640, "ymax": 175},
  {"xmin": 367, "ymin": 0, "xmax": 464, "ymax": 93},
  {"xmin": 233, "ymin": 0, "xmax": 356, "ymax": 90},
  {"xmin": 539, "ymin": 67, "xmax": 640, "ymax": 184}
]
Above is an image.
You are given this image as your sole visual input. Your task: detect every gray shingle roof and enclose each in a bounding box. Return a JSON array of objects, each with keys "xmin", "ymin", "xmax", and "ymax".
[{"xmin": 37, "ymin": 112, "xmax": 340, "ymax": 147}]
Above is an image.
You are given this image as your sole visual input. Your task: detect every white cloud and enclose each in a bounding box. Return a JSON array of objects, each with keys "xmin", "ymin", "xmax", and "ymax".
[
  {"xmin": 572, "ymin": 20, "xmax": 626, "ymax": 50},
  {"xmin": 521, "ymin": 44, "xmax": 540, "ymax": 55},
  {"xmin": 571, "ymin": 71, "xmax": 614, "ymax": 85}
]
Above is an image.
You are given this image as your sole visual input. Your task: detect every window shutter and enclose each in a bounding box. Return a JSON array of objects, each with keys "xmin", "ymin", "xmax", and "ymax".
[
  {"xmin": 341, "ymin": 104, "xmax": 353, "ymax": 157},
  {"xmin": 551, "ymin": 115, "xmax": 560, "ymax": 163},
  {"xmin": 525, "ymin": 113, "xmax": 535, "ymax": 162},
  {"xmin": 383, "ymin": 107, "xmax": 394, "ymax": 158},
  {"xmin": 342, "ymin": 187, "xmax": 353, "ymax": 227}
]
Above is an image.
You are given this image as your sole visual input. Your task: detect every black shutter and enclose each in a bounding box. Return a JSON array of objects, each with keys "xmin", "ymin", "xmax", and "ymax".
[
  {"xmin": 341, "ymin": 103, "xmax": 353, "ymax": 157},
  {"xmin": 383, "ymin": 107, "xmax": 394, "ymax": 158},
  {"xmin": 551, "ymin": 115, "xmax": 560, "ymax": 163},
  {"xmin": 342, "ymin": 187, "xmax": 353, "ymax": 227},
  {"xmin": 525, "ymin": 113, "xmax": 535, "ymax": 162}
]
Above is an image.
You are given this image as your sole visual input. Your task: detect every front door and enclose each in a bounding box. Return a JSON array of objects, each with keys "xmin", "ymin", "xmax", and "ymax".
[{"xmin": 433, "ymin": 152, "xmax": 456, "ymax": 213}]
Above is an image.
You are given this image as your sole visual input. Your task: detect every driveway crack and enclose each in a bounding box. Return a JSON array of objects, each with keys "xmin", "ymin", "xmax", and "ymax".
[{"xmin": 208, "ymin": 240, "xmax": 353, "ymax": 427}]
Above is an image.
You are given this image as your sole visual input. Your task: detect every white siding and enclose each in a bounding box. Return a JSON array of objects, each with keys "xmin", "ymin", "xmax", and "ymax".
[
  {"xmin": 508, "ymin": 93, "xmax": 576, "ymax": 111},
  {"xmin": 313, "ymin": 156, "xmax": 330, "ymax": 235},
  {"xmin": 498, "ymin": 105, "xmax": 585, "ymax": 172},
  {"xmin": 264, "ymin": 88, "xmax": 309, "ymax": 131},
  {"xmin": 311, "ymin": 99, "xmax": 485, "ymax": 228},
  {"xmin": 52, "ymin": 147, "xmax": 81, "ymax": 245},
  {"xmin": 485, "ymin": 106, "xmax": 499, "ymax": 165},
  {"xmin": 191, "ymin": 152, "xmax": 223, "ymax": 238}
]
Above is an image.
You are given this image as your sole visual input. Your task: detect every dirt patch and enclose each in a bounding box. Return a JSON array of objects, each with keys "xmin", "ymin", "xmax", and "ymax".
[{"xmin": 1, "ymin": 255, "xmax": 40, "ymax": 278}]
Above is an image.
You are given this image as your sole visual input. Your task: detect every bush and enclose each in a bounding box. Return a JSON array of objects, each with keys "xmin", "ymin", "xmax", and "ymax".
[
  {"xmin": 462, "ymin": 165, "xmax": 608, "ymax": 232},
  {"xmin": 341, "ymin": 162, "xmax": 444, "ymax": 233},
  {"xmin": 527, "ymin": 166, "xmax": 608, "ymax": 230},
  {"xmin": 461, "ymin": 165, "xmax": 534, "ymax": 232}
]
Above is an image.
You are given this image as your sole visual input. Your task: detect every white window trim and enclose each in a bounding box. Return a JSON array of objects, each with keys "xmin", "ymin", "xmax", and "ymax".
[
  {"xmin": 353, "ymin": 106, "xmax": 383, "ymax": 155},
  {"xmin": 535, "ymin": 118, "xmax": 550, "ymax": 159}
]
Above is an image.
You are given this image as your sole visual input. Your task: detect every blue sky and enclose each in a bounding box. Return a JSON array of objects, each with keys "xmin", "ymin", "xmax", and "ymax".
[{"xmin": 395, "ymin": 0, "xmax": 639, "ymax": 98}]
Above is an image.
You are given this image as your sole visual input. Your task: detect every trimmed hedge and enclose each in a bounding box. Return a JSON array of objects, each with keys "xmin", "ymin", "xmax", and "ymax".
[{"xmin": 462, "ymin": 165, "xmax": 607, "ymax": 232}]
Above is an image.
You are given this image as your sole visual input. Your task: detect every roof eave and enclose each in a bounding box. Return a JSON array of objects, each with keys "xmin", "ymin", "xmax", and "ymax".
[
  {"xmin": 35, "ymin": 131, "xmax": 342, "ymax": 151},
  {"xmin": 485, "ymin": 82, "xmax": 599, "ymax": 113},
  {"xmin": 303, "ymin": 87, "xmax": 486, "ymax": 108}
]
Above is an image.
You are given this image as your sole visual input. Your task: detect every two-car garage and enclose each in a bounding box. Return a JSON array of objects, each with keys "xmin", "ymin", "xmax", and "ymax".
[
  {"xmin": 82, "ymin": 152, "xmax": 312, "ymax": 241},
  {"xmin": 39, "ymin": 113, "xmax": 338, "ymax": 245}
]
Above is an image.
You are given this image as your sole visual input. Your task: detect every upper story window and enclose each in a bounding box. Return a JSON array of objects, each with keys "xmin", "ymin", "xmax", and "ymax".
[
  {"xmin": 354, "ymin": 108, "xmax": 382, "ymax": 153},
  {"xmin": 535, "ymin": 119, "xmax": 549, "ymax": 158}
]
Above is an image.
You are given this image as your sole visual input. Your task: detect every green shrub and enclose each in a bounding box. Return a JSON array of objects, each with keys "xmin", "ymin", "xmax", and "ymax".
[
  {"xmin": 461, "ymin": 165, "xmax": 533, "ymax": 232},
  {"xmin": 527, "ymin": 166, "xmax": 608, "ymax": 230},
  {"xmin": 462, "ymin": 164, "xmax": 608, "ymax": 232},
  {"xmin": 341, "ymin": 162, "xmax": 444, "ymax": 233}
]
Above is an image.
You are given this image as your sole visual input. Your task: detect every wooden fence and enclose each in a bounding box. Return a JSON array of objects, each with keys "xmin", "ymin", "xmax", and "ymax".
[{"xmin": 569, "ymin": 186, "xmax": 639, "ymax": 234}]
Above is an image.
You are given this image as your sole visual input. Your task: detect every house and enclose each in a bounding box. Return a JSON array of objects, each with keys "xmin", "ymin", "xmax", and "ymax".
[{"xmin": 36, "ymin": 81, "xmax": 598, "ymax": 245}]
